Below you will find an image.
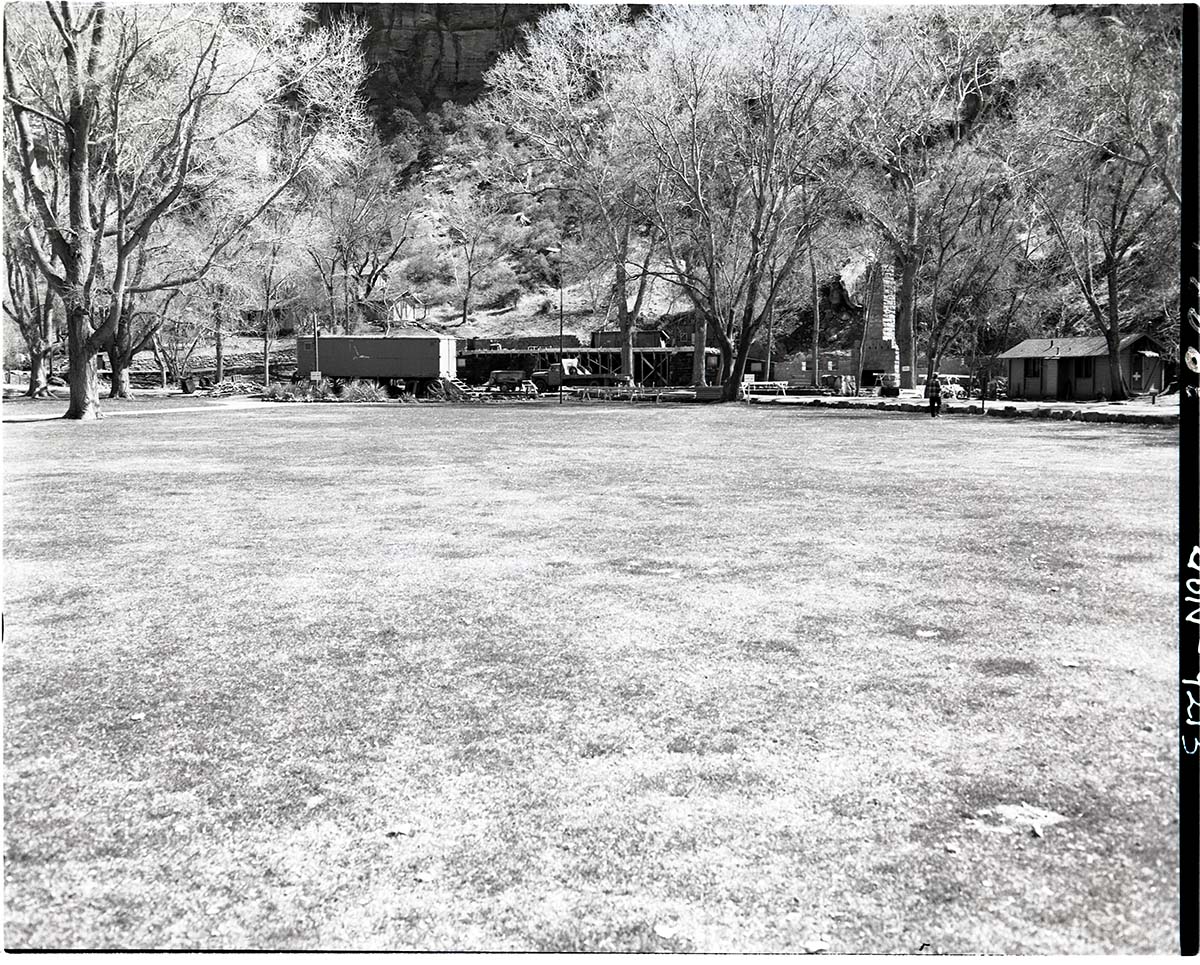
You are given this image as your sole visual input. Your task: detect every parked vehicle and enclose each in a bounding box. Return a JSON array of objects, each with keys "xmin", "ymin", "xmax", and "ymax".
[
  {"xmin": 484, "ymin": 370, "xmax": 539, "ymax": 396},
  {"xmin": 531, "ymin": 357, "xmax": 631, "ymax": 393},
  {"xmin": 938, "ymin": 375, "xmax": 967, "ymax": 399}
]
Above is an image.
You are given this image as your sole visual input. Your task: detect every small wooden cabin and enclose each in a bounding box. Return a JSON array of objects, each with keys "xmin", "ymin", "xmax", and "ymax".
[{"xmin": 998, "ymin": 333, "xmax": 1167, "ymax": 401}]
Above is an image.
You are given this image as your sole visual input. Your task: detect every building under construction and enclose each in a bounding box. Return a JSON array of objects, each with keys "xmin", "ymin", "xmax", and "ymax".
[{"xmin": 455, "ymin": 332, "xmax": 726, "ymax": 388}]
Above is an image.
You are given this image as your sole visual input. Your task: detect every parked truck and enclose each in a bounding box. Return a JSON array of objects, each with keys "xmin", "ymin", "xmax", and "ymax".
[
  {"xmin": 483, "ymin": 370, "xmax": 540, "ymax": 396},
  {"xmin": 530, "ymin": 357, "xmax": 631, "ymax": 393},
  {"xmin": 295, "ymin": 334, "xmax": 456, "ymax": 396}
]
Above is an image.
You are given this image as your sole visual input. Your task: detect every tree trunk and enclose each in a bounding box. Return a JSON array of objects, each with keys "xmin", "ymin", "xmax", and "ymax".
[
  {"xmin": 108, "ymin": 346, "xmax": 134, "ymax": 399},
  {"xmin": 625, "ymin": 239, "xmax": 655, "ymax": 383},
  {"xmin": 716, "ymin": 337, "xmax": 733, "ymax": 388},
  {"xmin": 109, "ymin": 360, "xmax": 133, "ymax": 398},
  {"xmin": 924, "ymin": 353, "xmax": 938, "ymax": 398},
  {"xmin": 461, "ymin": 274, "xmax": 472, "ymax": 329},
  {"xmin": 619, "ymin": 319, "xmax": 634, "ymax": 382},
  {"xmin": 154, "ymin": 342, "xmax": 168, "ymax": 389},
  {"xmin": 723, "ymin": 337, "xmax": 753, "ymax": 401},
  {"xmin": 896, "ymin": 254, "xmax": 918, "ymax": 391},
  {"xmin": 764, "ymin": 307, "xmax": 774, "ymax": 382},
  {"xmin": 809, "ymin": 243, "xmax": 821, "ymax": 389},
  {"xmin": 24, "ymin": 298, "xmax": 57, "ymax": 398},
  {"xmin": 215, "ymin": 313, "xmax": 225, "ymax": 384},
  {"xmin": 614, "ymin": 262, "xmax": 634, "ymax": 380},
  {"xmin": 1103, "ymin": 269, "xmax": 1128, "ymax": 400},
  {"xmin": 1104, "ymin": 331, "xmax": 1127, "ymax": 400},
  {"xmin": 26, "ymin": 345, "xmax": 51, "ymax": 398},
  {"xmin": 691, "ymin": 314, "xmax": 707, "ymax": 386},
  {"xmin": 263, "ymin": 292, "xmax": 272, "ymax": 385},
  {"xmin": 64, "ymin": 306, "xmax": 101, "ymax": 420}
]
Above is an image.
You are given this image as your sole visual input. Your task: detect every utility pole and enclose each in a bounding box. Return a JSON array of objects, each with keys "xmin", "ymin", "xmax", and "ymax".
[
  {"xmin": 764, "ymin": 306, "xmax": 774, "ymax": 382},
  {"xmin": 313, "ymin": 312, "xmax": 321, "ymax": 380},
  {"xmin": 214, "ymin": 299, "xmax": 225, "ymax": 384},
  {"xmin": 809, "ymin": 245, "xmax": 821, "ymax": 390},
  {"xmin": 541, "ymin": 246, "xmax": 564, "ymax": 405},
  {"xmin": 558, "ymin": 254, "xmax": 564, "ymax": 406}
]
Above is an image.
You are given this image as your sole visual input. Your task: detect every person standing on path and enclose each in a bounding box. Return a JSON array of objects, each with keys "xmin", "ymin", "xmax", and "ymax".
[{"xmin": 929, "ymin": 372, "xmax": 943, "ymax": 418}]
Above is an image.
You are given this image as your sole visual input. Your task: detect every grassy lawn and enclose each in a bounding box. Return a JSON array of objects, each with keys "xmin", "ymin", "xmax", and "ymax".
[
  {"xmin": 1, "ymin": 391, "xmax": 242, "ymax": 421},
  {"xmin": 2, "ymin": 402, "xmax": 1178, "ymax": 951}
]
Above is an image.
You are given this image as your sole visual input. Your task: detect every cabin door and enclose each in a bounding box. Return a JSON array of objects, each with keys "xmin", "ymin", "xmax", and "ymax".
[
  {"xmin": 1130, "ymin": 351, "xmax": 1144, "ymax": 392},
  {"xmin": 1043, "ymin": 359, "xmax": 1059, "ymax": 400}
]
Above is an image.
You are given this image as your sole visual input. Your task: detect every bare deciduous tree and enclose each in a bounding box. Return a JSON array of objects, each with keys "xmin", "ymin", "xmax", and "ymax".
[
  {"xmin": 302, "ymin": 143, "xmax": 419, "ymax": 334},
  {"xmin": 3, "ymin": 224, "xmax": 59, "ymax": 397},
  {"xmin": 478, "ymin": 5, "xmax": 657, "ymax": 379},
  {"xmin": 3, "ymin": 3, "xmax": 368, "ymax": 419},
  {"xmin": 425, "ymin": 181, "xmax": 519, "ymax": 329},
  {"xmin": 916, "ymin": 150, "xmax": 1029, "ymax": 386},
  {"xmin": 628, "ymin": 6, "xmax": 855, "ymax": 399},
  {"xmin": 1009, "ymin": 9, "xmax": 1180, "ymax": 399},
  {"xmin": 241, "ymin": 207, "xmax": 307, "ymax": 383},
  {"xmin": 1046, "ymin": 7, "xmax": 1182, "ymax": 211},
  {"xmin": 842, "ymin": 6, "xmax": 1038, "ymax": 389}
]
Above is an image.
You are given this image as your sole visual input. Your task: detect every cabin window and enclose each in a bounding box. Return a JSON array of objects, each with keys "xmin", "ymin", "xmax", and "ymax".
[
  {"xmin": 1075, "ymin": 357, "xmax": 1094, "ymax": 379},
  {"xmin": 1023, "ymin": 358, "xmax": 1042, "ymax": 380}
]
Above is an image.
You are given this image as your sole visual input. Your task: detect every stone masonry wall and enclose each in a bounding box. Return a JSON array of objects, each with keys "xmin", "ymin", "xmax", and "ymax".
[{"xmin": 858, "ymin": 262, "xmax": 899, "ymax": 383}]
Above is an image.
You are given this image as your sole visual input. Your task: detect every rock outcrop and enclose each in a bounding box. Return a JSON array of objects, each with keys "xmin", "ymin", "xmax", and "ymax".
[{"xmin": 312, "ymin": 3, "xmax": 556, "ymax": 128}]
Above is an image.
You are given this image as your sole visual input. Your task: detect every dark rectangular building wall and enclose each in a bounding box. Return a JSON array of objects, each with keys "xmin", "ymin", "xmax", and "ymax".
[{"xmin": 296, "ymin": 337, "xmax": 454, "ymax": 380}]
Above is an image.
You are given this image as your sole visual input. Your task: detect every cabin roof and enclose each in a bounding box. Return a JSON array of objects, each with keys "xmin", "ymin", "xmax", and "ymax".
[{"xmin": 997, "ymin": 333, "xmax": 1158, "ymax": 360}]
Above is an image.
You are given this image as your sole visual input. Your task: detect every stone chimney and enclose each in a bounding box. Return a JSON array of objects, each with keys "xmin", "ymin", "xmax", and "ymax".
[{"xmin": 858, "ymin": 262, "xmax": 899, "ymax": 386}]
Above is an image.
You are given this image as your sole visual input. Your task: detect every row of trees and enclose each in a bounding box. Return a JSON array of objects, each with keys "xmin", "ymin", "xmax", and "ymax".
[
  {"xmin": 471, "ymin": 4, "xmax": 1181, "ymax": 399},
  {"xmin": 0, "ymin": 1, "xmax": 550, "ymax": 407},
  {"xmin": 3, "ymin": 4, "xmax": 1183, "ymax": 415},
  {"xmin": 2, "ymin": 16, "xmax": 551, "ymax": 405},
  {"xmin": 2, "ymin": 2, "xmax": 380, "ymax": 416}
]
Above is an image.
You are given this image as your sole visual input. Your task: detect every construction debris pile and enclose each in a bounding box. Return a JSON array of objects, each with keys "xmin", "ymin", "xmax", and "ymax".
[{"xmin": 206, "ymin": 380, "xmax": 262, "ymax": 398}]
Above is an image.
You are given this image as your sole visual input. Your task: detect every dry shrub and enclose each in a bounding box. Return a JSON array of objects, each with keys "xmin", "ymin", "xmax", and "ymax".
[{"xmin": 341, "ymin": 379, "xmax": 387, "ymax": 403}]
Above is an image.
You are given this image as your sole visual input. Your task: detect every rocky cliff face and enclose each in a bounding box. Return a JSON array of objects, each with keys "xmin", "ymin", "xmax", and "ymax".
[{"xmin": 313, "ymin": 3, "xmax": 555, "ymax": 129}]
